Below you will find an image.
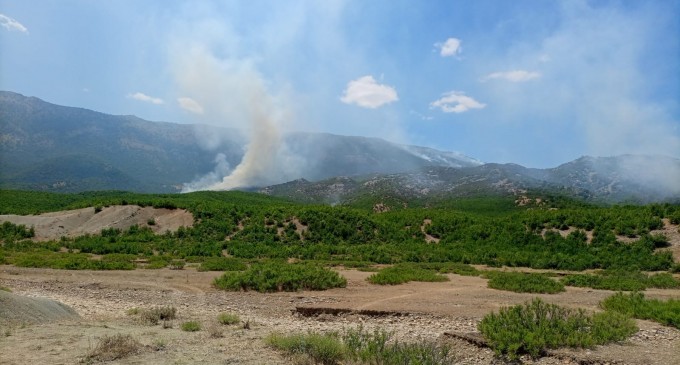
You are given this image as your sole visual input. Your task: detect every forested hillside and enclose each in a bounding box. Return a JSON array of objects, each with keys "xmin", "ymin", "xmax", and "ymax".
[{"xmin": 1, "ymin": 190, "xmax": 677, "ymax": 272}]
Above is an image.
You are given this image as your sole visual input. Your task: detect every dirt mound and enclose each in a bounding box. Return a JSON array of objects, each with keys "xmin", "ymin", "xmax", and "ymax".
[
  {"xmin": 0, "ymin": 205, "xmax": 194, "ymax": 241},
  {"xmin": 0, "ymin": 290, "xmax": 80, "ymax": 325}
]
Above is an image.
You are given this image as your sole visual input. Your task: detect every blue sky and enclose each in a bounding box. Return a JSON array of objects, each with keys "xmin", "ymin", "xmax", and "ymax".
[{"xmin": 1, "ymin": 0, "xmax": 678, "ymax": 168}]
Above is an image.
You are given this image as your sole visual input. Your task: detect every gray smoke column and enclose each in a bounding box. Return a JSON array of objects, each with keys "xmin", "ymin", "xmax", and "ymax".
[
  {"xmin": 173, "ymin": 42, "xmax": 290, "ymax": 192},
  {"xmin": 206, "ymin": 91, "xmax": 281, "ymax": 190}
]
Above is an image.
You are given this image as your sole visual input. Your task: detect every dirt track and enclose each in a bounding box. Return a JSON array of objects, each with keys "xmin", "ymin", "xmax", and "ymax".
[{"xmin": 1, "ymin": 266, "xmax": 679, "ymax": 365}]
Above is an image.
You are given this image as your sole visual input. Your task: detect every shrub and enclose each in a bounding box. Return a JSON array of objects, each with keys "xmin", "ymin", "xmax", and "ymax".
[
  {"xmin": 198, "ymin": 257, "xmax": 247, "ymax": 272},
  {"xmin": 367, "ymin": 264, "xmax": 449, "ymax": 285},
  {"xmin": 590, "ymin": 311, "xmax": 639, "ymax": 343},
  {"xmin": 0, "ymin": 286, "xmax": 11, "ymax": 292},
  {"xmin": 646, "ymin": 273, "xmax": 680, "ymax": 289},
  {"xmin": 11, "ymin": 252, "xmax": 136, "ymax": 270},
  {"xmin": 434, "ymin": 262, "xmax": 481, "ymax": 276},
  {"xmin": 485, "ymin": 271, "xmax": 565, "ymax": 294},
  {"xmin": 562, "ymin": 271, "xmax": 679, "ymax": 291},
  {"xmin": 169, "ymin": 259, "xmax": 185, "ymax": 270},
  {"xmin": 266, "ymin": 332, "xmax": 345, "ymax": 365},
  {"xmin": 479, "ymin": 298, "xmax": 637, "ymax": 360},
  {"xmin": 145, "ymin": 257, "xmax": 169, "ymax": 269},
  {"xmin": 342, "ymin": 327, "xmax": 451, "ymax": 365},
  {"xmin": 85, "ymin": 334, "xmax": 142, "ymax": 362},
  {"xmin": 207, "ymin": 324, "xmax": 224, "ymax": 338},
  {"xmin": 181, "ymin": 321, "xmax": 202, "ymax": 332},
  {"xmin": 600, "ymin": 292, "xmax": 680, "ymax": 329},
  {"xmin": 213, "ymin": 261, "xmax": 347, "ymax": 292},
  {"xmin": 139, "ymin": 306, "xmax": 177, "ymax": 325},
  {"xmin": 217, "ymin": 312, "xmax": 240, "ymax": 325},
  {"xmin": 266, "ymin": 328, "xmax": 452, "ymax": 365}
]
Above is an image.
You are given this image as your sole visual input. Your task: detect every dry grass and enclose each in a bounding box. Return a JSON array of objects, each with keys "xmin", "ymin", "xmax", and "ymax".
[
  {"xmin": 207, "ymin": 324, "xmax": 224, "ymax": 338},
  {"xmin": 84, "ymin": 333, "xmax": 142, "ymax": 362},
  {"xmin": 138, "ymin": 306, "xmax": 177, "ymax": 325}
]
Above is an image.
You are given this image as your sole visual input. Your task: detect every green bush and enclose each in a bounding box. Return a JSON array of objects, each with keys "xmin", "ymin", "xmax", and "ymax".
[
  {"xmin": 600, "ymin": 292, "xmax": 680, "ymax": 329},
  {"xmin": 144, "ymin": 256, "xmax": 169, "ymax": 269},
  {"xmin": 479, "ymin": 298, "xmax": 637, "ymax": 360},
  {"xmin": 590, "ymin": 311, "xmax": 639, "ymax": 343},
  {"xmin": 169, "ymin": 259, "xmax": 185, "ymax": 270},
  {"xmin": 418, "ymin": 262, "xmax": 481, "ymax": 276},
  {"xmin": 646, "ymin": 273, "xmax": 680, "ymax": 289},
  {"xmin": 485, "ymin": 271, "xmax": 565, "ymax": 294},
  {"xmin": 181, "ymin": 321, "xmax": 202, "ymax": 332},
  {"xmin": 562, "ymin": 271, "xmax": 679, "ymax": 291},
  {"xmin": 0, "ymin": 221, "xmax": 35, "ymax": 241},
  {"xmin": 266, "ymin": 328, "xmax": 452, "ymax": 365},
  {"xmin": 213, "ymin": 261, "xmax": 347, "ymax": 292},
  {"xmin": 342, "ymin": 327, "xmax": 451, "ymax": 365},
  {"xmin": 266, "ymin": 332, "xmax": 345, "ymax": 365},
  {"xmin": 197, "ymin": 257, "xmax": 247, "ymax": 272},
  {"xmin": 217, "ymin": 312, "xmax": 240, "ymax": 325},
  {"xmin": 367, "ymin": 264, "xmax": 449, "ymax": 285},
  {"xmin": 11, "ymin": 252, "xmax": 135, "ymax": 270}
]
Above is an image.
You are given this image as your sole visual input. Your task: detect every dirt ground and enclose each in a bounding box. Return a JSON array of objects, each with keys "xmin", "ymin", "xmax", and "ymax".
[
  {"xmin": 1, "ymin": 266, "xmax": 679, "ymax": 365},
  {"xmin": 0, "ymin": 205, "xmax": 193, "ymax": 241}
]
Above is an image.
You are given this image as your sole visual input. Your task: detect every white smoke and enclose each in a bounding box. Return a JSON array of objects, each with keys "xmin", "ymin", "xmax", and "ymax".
[
  {"xmin": 617, "ymin": 155, "xmax": 680, "ymax": 198},
  {"xmin": 182, "ymin": 153, "xmax": 231, "ymax": 193},
  {"xmin": 171, "ymin": 40, "xmax": 295, "ymax": 191}
]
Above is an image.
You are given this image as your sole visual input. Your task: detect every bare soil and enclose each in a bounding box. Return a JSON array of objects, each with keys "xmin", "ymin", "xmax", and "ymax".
[
  {"xmin": 0, "ymin": 205, "xmax": 193, "ymax": 241},
  {"xmin": 1, "ymin": 266, "xmax": 679, "ymax": 365}
]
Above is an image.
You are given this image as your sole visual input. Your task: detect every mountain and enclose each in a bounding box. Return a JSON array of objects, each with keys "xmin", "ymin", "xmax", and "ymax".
[
  {"xmin": 3, "ymin": 91, "xmax": 677, "ymax": 203},
  {"xmin": 260, "ymin": 156, "xmax": 680, "ymax": 205},
  {"xmin": 0, "ymin": 91, "xmax": 480, "ymax": 192},
  {"xmin": 0, "ymin": 91, "xmax": 245, "ymax": 192}
]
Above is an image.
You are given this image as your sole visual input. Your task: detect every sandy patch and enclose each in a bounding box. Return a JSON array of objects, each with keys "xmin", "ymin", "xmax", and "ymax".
[{"xmin": 0, "ymin": 205, "xmax": 194, "ymax": 241}]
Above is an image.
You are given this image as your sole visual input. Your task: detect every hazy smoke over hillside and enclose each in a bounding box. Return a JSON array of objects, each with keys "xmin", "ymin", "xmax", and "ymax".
[
  {"xmin": 615, "ymin": 155, "xmax": 680, "ymax": 198},
  {"xmin": 172, "ymin": 40, "xmax": 295, "ymax": 192}
]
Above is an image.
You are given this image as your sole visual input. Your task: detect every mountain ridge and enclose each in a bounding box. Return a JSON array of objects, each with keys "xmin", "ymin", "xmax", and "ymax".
[
  {"xmin": 2, "ymin": 91, "xmax": 678, "ymax": 203},
  {"xmin": 0, "ymin": 91, "xmax": 480, "ymax": 192}
]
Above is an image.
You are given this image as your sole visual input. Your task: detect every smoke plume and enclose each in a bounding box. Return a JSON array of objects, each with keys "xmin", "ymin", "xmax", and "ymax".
[{"xmin": 171, "ymin": 40, "xmax": 293, "ymax": 192}]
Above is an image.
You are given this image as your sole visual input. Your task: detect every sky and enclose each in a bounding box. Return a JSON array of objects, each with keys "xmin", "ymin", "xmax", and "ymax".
[{"xmin": 1, "ymin": 0, "xmax": 679, "ymax": 168}]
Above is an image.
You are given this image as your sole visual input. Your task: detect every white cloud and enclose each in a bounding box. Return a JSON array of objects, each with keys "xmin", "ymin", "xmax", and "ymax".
[
  {"xmin": 127, "ymin": 92, "xmax": 164, "ymax": 105},
  {"xmin": 481, "ymin": 70, "xmax": 541, "ymax": 82},
  {"xmin": 177, "ymin": 97, "xmax": 204, "ymax": 114},
  {"xmin": 340, "ymin": 75, "xmax": 398, "ymax": 109},
  {"xmin": 0, "ymin": 14, "xmax": 28, "ymax": 33},
  {"xmin": 435, "ymin": 38, "xmax": 461, "ymax": 57},
  {"xmin": 430, "ymin": 91, "xmax": 486, "ymax": 113}
]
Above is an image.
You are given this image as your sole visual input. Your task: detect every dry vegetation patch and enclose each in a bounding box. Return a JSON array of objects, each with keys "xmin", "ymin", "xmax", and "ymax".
[{"xmin": 83, "ymin": 333, "xmax": 143, "ymax": 362}]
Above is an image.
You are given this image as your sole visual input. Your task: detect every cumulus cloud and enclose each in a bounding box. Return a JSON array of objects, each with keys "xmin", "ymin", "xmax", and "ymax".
[
  {"xmin": 340, "ymin": 75, "xmax": 398, "ymax": 108},
  {"xmin": 127, "ymin": 92, "xmax": 164, "ymax": 105},
  {"xmin": 177, "ymin": 97, "xmax": 204, "ymax": 114},
  {"xmin": 480, "ymin": 70, "xmax": 541, "ymax": 82},
  {"xmin": 435, "ymin": 38, "xmax": 461, "ymax": 57},
  {"xmin": 430, "ymin": 91, "xmax": 486, "ymax": 113},
  {"xmin": 0, "ymin": 14, "xmax": 28, "ymax": 33}
]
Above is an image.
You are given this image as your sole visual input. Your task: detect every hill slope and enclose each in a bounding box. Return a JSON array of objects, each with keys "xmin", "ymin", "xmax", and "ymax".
[
  {"xmin": 0, "ymin": 91, "xmax": 480, "ymax": 192},
  {"xmin": 261, "ymin": 156, "xmax": 680, "ymax": 205}
]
